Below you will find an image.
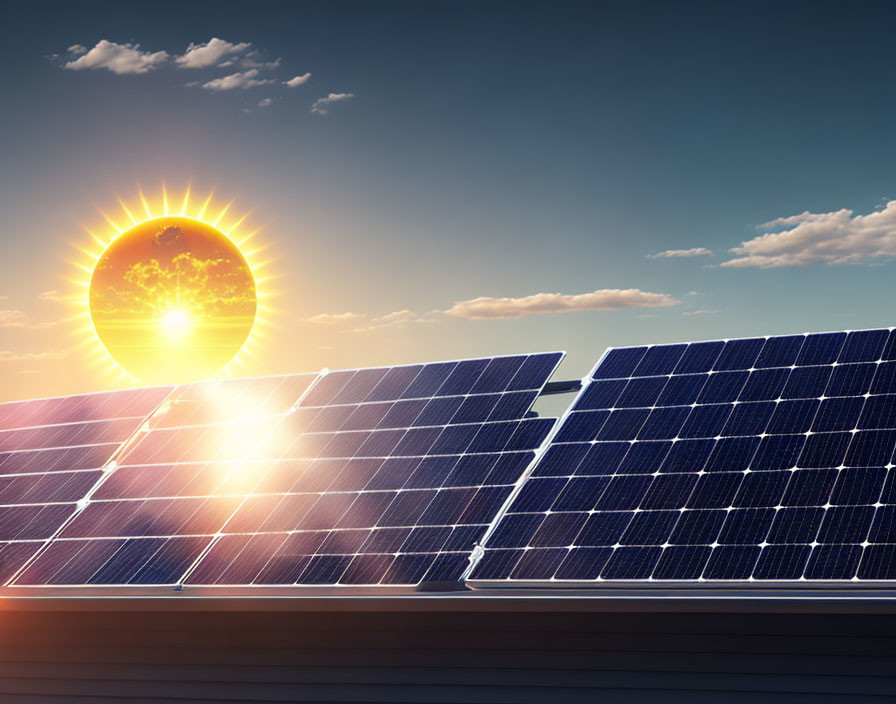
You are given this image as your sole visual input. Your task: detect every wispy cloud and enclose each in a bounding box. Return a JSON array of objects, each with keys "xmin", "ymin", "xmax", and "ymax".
[
  {"xmin": 38, "ymin": 290, "xmax": 65, "ymax": 303},
  {"xmin": 0, "ymin": 350, "xmax": 67, "ymax": 362},
  {"xmin": 444, "ymin": 289, "xmax": 680, "ymax": 320},
  {"xmin": 284, "ymin": 73, "xmax": 311, "ymax": 87},
  {"xmin": 722, "ymin": 200, "xmax": 896, "ymax": 268},
  {"xmin": 683, "ymin": 308, "xmax": 720, "ymax": 316},
  {"xmin": 311, "ymin": 92, "xmax": 354, "ymax": 115},
  {"xmin": 258, "ymin": 98, "xmax": 273, "ymax": 108},
  {"xmin": 310, "ymin": 287, "xmax": 680, "ymax": 332},
  {"xmin": 0, "ymin": 310, "xmax": 55, "ymax": 329},
  {"xmin": 352, "ymin": 310, "xmax": 439, "ymax": 333},
  {"xmin": 64, "ymin": 40, "xmax": 168, "ymax": 74},
  {"xmin": 175, "ymin": 38, "xmax": 251, "ymax": 69},
  {"xmin": 647, "ymin": 247, "xmax": 713, "ymax": 259},
  {"xmin": 201, "ymin": 69, "xmax": 274, "ymax": 91},
  {"xmin": 305, "ymin": 312, "xmax": 367, "ymax": 325}
]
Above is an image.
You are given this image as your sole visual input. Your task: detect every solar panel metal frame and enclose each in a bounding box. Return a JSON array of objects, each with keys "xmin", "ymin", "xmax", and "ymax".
[{"xmin": 467, "ymin": 327, "xmax": 896, "ymax": 591}]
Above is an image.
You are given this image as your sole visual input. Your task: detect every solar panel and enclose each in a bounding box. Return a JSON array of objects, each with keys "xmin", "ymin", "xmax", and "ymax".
[
  {"xmin": 469, "ymin": 328, "xmax": 896, "ymax": 585},
  {"xmin": 12, "ymin": 353, "xmax": 563, "ymax": 588},
  {"xmin": 0, "ymin": 386, "xmax": 173, "ymax": 584},
  {"xmin": 11, "ymin": 374, "xmax": 318, "ymax": 587}
]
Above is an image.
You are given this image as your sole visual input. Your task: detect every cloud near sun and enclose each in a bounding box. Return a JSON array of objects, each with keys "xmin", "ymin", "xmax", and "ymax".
[{"xmin": 306, "ymin": 288, "xmax": 681, "ymax": 331}]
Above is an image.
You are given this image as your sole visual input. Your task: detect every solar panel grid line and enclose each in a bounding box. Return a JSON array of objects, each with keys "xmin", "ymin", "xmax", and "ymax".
[
  {"xmin": 469, "ymin": 328, "xmax": 896, "ymax": 587},
  {"xmin": 173, "ymin": 370, "xmax": 327, "ymax": 587},
  {"xmin": 0, "ymin": 386, "xmax": 178, "ymax": 587}
]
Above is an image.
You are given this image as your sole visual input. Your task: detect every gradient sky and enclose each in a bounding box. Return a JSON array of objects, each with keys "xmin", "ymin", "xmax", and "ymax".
[{"xmin": 3, "ymin": 1, "xmax": 896, "ymax": 401}]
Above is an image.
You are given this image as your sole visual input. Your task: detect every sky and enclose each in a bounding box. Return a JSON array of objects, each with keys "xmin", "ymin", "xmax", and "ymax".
[{"xmin": 3, "ymin": 1, "xmax": 896, "ymax": 401}]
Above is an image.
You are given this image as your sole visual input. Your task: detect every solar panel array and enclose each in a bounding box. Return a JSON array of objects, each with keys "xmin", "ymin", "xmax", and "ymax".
[
  {"xmin": 11, "ymin": 353, "xmax": 562, "ymax": 588},
  {"xmin": 0, "ymin": 387, "xmax": 173, "ymax": 584},
  {"xmin": 470, "ymin": 329, "xmax": 896, "ymax": 584}
]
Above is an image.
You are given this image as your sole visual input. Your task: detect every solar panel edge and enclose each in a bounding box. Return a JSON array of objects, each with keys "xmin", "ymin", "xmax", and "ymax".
[
  {"xmin": 462, "ymin": 351, "xmax": 579, "ymax": 583},
  {"xmin": 594, "ymin": 325, "xmax": 896, "ymax": 355},
  {"xmin": 3, "ymin": 385, "xmax": 182, "ymax": 587}
]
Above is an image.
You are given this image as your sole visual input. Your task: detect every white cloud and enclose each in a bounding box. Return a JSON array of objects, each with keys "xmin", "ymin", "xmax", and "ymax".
[
  {"xmin": 201, "ymin": 69, "xmax": 274, "ymax": 91},
  {"xmin": 723, "ymin": 200, "xmax": 896, "ymax": 268},
  {"xmin": 258, "ymin": 98, "xmax": 273, "ymax": 108},
  {"xmin": 311, "ymin": 92, "xmax": 354, "ymax": 115},
  {"xmin": 444, "ymin": 289, "xmax": 679, "ymax": 320},
  {"xmin": 64, "ymin": 40, "xmax": 168, "ymax": 74},
  {"xmin": 683, "ymin": 309, "xmax": 719, "ymax": 316},
  {"xmin": 647, "ymin": 247, "xmax": 713, "ymax": 259},
  {"xmin": 175, "ymin": 38, "xmax": 251, "ymax": 69},
  {"xmin": 67, "ymin": 44, "xmax": 87, "ymax": 56},
  {"xmin": 38, "ymin": 290, "xmax": 65, "ymax": 303},
  {"xmin": 284, "ymin": 73, "xmax": 311, "ymax": 87},
  {"xmin": 305, "ymin": 312, "xmax": 367, "ymax": 325}
]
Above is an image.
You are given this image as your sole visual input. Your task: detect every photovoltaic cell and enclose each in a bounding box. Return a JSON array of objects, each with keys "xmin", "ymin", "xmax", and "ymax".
[
  {"xmin": 15, "ymin": 353, "xmax": 563, "ymax": 588},
  {"xmin": 470, "ymin": 328, "xmax": 896, "ymax": 585},
  {"xmin": 0, "ymin": 386, "xmax": 173, "ymax": 584}
]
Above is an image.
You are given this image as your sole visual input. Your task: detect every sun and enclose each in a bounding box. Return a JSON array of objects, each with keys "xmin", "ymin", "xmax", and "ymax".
[{"xmin": 69, "ymin": 186, "xmax": 273, "ymax": 385}]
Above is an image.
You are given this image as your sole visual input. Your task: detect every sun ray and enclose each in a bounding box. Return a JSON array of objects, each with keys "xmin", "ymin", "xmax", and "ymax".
[
  {"xmin": 139, "ymin": 189, "xmax": 153, "ymax": 219},
  {"xmin": 117, "ymin": 198, "xmax": 138, "ymax": 226},
  {"xmin": 180, "ymin": 182, "xmax": 191, "ymax": 216},
  {"xmin": 162, "ymin": 184, "xmax": 170, "ymax": 215},
  {"xmin": 212, "ymin": 200, "xmax": 233, "ymax": 227},
  {"xmin": 198, "ymin": 191, "xmax": 214, "ymax": 220},
  {"xmin": 98, "ymin": 210, "xmax": 123, "ymax": 234}
]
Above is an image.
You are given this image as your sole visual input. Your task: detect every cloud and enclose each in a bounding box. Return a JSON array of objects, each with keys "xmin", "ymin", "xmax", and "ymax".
[
  {"xmin": 0, "ymin": 350, "xmax": 67, "ymax": 362},
  {"xmin": 240, "ymin": 52, "xmax": 281, "ymax": 70},
  {"xmin": 722, "ymin": 200, "xmax": 896, "ymax": 268},
  {"xmin": 443, "ymin": 289, "xmax": 680, "ymax": 320},
  {"xmin": 0, "ymin": 310, "xmax": 55, "ymax": 329},
  {"xmin": 305, "ymin": 312, "xmax": 366, "ymax": 325},
  {"xmin": 38, "ymin": 290, "xmax": 65, "ymax": 303},
  {"xmin": 258, "ymin": 97, "xmax": 273, "ymax": 108},
  {"xmin": 175, "ymin": 38, "xmax": 251, "ymax": 69},
  {"xmin": 64, "ymin": 40, "xmax": 168, "ymax": 74},
  {"xmin": 647, "ymin": 247, "xmax": 713, "ymax": 259},
  {"xmin": 351, "ymin": 310, "xmax": 438, "ymax": 333},
  {"xmin": 683, "ymin": 309, "xmax": 720, "ymax": 316},
  {"xmin": 284, "ymin": 73, "xmax": 311, "ymax": 87},
  {"xmin": 200, "ymin": 69, "xmax": 274, "ymax": 91},
  {"xmin": 311, "ymin": 92, "xmax": 354, "ymax": 115},
  {"xmin": 67, "ymin": 44, "xmax": 87, "ymax": 56}
]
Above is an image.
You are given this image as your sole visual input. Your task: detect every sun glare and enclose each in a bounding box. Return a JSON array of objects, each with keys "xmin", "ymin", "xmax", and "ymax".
[{"xmin": 66, "ymin": 185, "xmax": 274, "ymax": 385}]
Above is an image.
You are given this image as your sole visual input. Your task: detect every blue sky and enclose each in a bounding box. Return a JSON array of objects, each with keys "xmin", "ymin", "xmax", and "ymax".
[{"xmin": 3, "ymin": 1, "xmax": 896, "ymax": 400}]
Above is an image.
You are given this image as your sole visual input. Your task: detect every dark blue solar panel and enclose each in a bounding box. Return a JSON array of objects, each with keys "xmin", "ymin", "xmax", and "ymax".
[{"xmin": 471, "ymin": 329, "xmax": 896, "ymax": 585}]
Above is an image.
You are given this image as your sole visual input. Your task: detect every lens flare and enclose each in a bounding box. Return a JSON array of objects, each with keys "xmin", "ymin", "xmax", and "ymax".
[{"xmin": 66, "ymin": 185, "xmax": 275, "ymax": 385}]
